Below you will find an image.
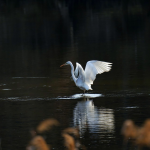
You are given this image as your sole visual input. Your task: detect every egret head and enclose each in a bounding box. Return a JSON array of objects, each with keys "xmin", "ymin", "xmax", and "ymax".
[{"xmin": 60, "ymin": 61, "xmax": 71, "ymax": 67}]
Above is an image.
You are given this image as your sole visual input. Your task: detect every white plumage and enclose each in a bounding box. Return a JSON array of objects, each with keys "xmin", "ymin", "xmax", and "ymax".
[{"xmin": 60, "ymin": 60, "xmax": 112, "ymax": 93}]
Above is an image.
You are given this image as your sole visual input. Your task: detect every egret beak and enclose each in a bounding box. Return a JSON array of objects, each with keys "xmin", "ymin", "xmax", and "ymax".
[{"xmin": 60, "ymin": 64, "xmax": 65, "ymax": 67}]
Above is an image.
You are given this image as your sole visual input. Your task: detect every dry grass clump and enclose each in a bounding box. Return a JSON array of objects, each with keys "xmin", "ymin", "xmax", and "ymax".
[
  {"xmin": 26, "ymin": 118, "xmax": 86, "ymax": 150},
  {"xmin": 121, "ymin": 119, "xmax": 150, "ymax": 149},
  {"xmin": 26, "ymin": 136, "xmax": 50, "ymax": 150},
  {"xmin": 36, "ymin": 118, "xmax": 60, "ymax": 133}
]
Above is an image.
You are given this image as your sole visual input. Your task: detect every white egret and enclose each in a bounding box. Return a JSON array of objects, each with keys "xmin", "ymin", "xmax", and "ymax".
[{"xmin": 60, "ymin": 60, "xmax": 112, "ymax": 93}]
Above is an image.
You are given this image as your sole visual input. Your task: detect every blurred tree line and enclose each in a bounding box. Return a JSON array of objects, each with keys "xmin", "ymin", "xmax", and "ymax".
[
  {"xmin": 0, "ymin": 0, "xmax": 149, "ymax": 78},
  {"xmin": 0, "ymin": 0, "xmax": 150, "ymax": 16}
]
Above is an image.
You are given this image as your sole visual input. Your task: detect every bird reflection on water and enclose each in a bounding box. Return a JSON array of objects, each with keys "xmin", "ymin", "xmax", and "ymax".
[{"xmin": 73, "ymin": 98, "xmax": 115, "ymax": 138}]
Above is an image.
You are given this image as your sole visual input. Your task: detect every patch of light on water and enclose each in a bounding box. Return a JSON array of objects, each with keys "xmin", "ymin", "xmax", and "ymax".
[
  {"xmin": 106, "ymin": 93, "xmax": 145, "ymax": 97},
  {"xmin": 0, "ymin": 94, "xmax": 102, "ymax": 101},
  {"xmin": 0, "ymin": 84, "xmax": 6, "ymax": 86},
  {"xmin": 0, "ymin": 97, "xmax": 48, "ymax": 101},
  {"xmin": 56, "ymin": 94, "xmax": 102, "ymax": 100},
  {"xmin": 72, "ymin": 94, "xmax": 102, "ymax": 99},
  {"xmin": 12, "ymin": 77, "xmax": 49, "ymax": 79},
  {"xmin": 120, "ymin": 106, "xmax": 139, "ymax": 109},
  {"xmin": 7, "ymin": 97, "xmax": 19, "ymax": 100},
  {"xmin": 2, "ymin": 89, "xmax": 12, "ymax": 90}
]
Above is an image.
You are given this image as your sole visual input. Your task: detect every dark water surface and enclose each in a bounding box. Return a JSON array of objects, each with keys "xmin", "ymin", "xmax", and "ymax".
[{"xmin": 0, "ymin": 8, "xmax": 150, "ymax": 150}]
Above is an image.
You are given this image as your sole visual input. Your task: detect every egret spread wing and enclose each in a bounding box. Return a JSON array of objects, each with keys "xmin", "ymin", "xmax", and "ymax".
[
  {"xmin": 85, "ymin": 60, "xmax": 112, "ymax": 85},
  {"xmin": 74, "ymin": 63, "xmax": 79, "ymax": 78},
  {"xmin": 76, "ymin": 63, "xmax": 85, "ymax": 82},
  {"xmin": 70, "ymin": 62, "xmax": 79, "ymax": 81},
  {"xmin": 70, "ymin": 63, "xmax": 80, "ymax": 81}
]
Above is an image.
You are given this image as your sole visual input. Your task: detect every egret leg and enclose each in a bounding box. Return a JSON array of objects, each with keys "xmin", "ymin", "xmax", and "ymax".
[{"xmin": 82, "ymin": 91, "xmax": 85, "ymax": 96}]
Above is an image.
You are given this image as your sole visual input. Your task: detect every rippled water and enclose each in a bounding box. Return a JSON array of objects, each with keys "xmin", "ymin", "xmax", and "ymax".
[
  {"xmin": 1, "ymin": 94, "xmax": 150, "ymax": 150},
  {"xmin": 0, "ymin": 6, "xmax": 150, "ymax": 150}
]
